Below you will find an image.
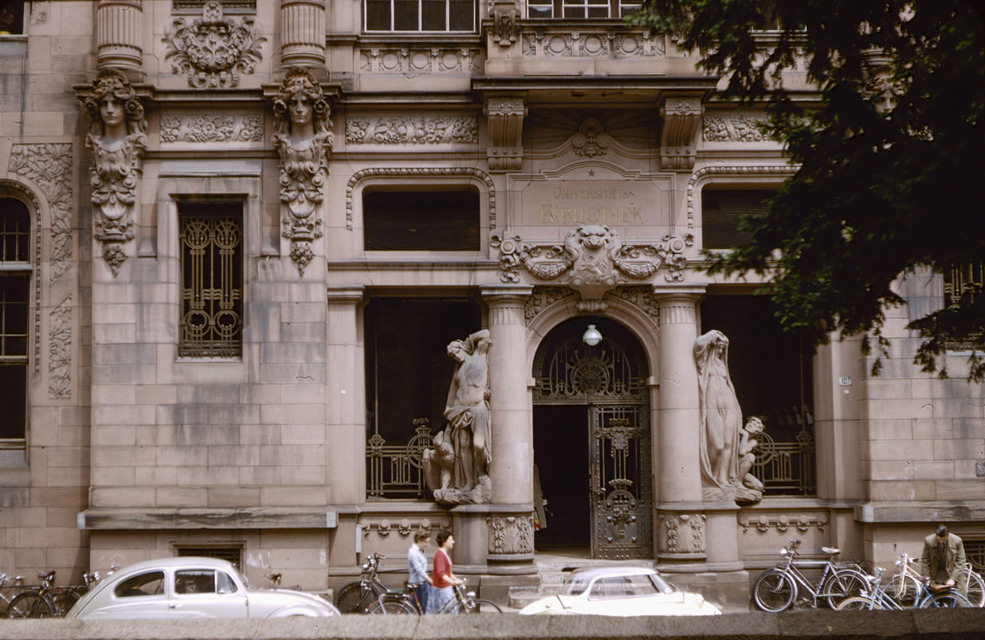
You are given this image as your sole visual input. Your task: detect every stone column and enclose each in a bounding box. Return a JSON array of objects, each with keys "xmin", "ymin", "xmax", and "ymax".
[
  {"xmin": 655, "ymin": 289, "xmax": 704, "ymax": 503},
  {"xmin": 480, "ymin": 285, "xmax": 536, "ymax": 576},
  {"xmin": 96, "ymin": 0, "xmax": 143, "ymax": 71},
  {"xmin": 280, "ymin": 0, "xmax": 326, "ymax": 67},
  {"xmin": 325, "ymin": 286, "xmax": 364, "ymax": 565}
]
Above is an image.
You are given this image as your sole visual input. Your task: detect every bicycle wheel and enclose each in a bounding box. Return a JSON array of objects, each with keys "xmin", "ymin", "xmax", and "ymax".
[
  {"xmin": 468, "ymin": 598, "xmax": 503, "ymax": 613},
  {"xmin": 920, "ymin": 592, "xmax": 972, "ymax": 608},
  {"xmin": 835, "ymin": 595, "xmax": 878, "ymax": 611},
  {"xmin": 7, "ymin": 592, "xmax": 56, "ymax": 618},
  {"xmin": 367, "ymin": 595, "xmax": 418, "ymax": 615},
  {"xmin": 335, "ymin": 581, "xmax": 385, "ymax": 613},
  {"xmin": 52, "ymin": 589, "xmax": 80, "ymax": 616},
  {"xmin": 820, "ymin": 569, "xmax": 869, "ymax": 609},
  {"xmin": 966, "ymin": 570, "xmax": 984, "ymax": 608},
  {"xmin": 886, "ymin": 572, "xmax": 921, "ymax": 605},
  {"xmin": 752, "ymin": 569, "xmax": 796, "ymax": 612}
]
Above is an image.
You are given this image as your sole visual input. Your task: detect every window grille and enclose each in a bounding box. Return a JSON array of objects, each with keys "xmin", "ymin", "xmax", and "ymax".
[
  {"xmin": 367, "ymin": 418, "xmax": 434, "ymax": 499},
  {"xmin": 365, "ymin": 0, "xmax": 475, "ymax": 32},
  {"xmin": 179, "ymin": 209, "xmax": 243, "ymax": 358},
  {"xmin": 966, "ymin": 539, "xmax": 985, "ymax": 573},
  {"xmin": 0, "ymin": 197, "xmax": 29, "ymax": 446},
  {"xmin": 943, "ymin": 263, "xmax": 985, "ymax": 309}
]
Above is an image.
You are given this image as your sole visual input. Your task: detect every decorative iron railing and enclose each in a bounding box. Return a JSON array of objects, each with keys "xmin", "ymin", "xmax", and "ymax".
[
  {"xmin": 752, "ymin": 429, "xmax": 817, "ymax": 496},
  {"xmin": 366, "ymin": 418, "xmax": 433, "ymax": 499},
  {"xmin": 966, "ymin": 540, "xmax": 985, "ymax": 573}
]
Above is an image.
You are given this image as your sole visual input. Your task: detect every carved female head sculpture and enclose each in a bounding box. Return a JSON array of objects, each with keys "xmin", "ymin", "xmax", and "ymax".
[
  {"xmin": 273, "ymin": 68, "xmax": 332, "ymax": 142},
  {"xmin": 83, "ymin": 70, "xmax": 146, "ymax": 143}
]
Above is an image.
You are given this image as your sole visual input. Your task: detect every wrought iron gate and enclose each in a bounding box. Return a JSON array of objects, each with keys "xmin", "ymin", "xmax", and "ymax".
[
  {"xmin": 533, "ymin": 330, "xmax": 652, "ymax": 559},
  {"xmin": 590, "ymin": 405, "xmax": 651, "ymax": 559}
]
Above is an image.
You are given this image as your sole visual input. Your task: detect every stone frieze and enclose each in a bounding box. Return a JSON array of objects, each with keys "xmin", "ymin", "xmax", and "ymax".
[
  {"xmin": 345, "ymin": 116, "xmax": 478, "ymax": 145},
  {"xmin": 160, "ymin": 112, "xmax": 264, "ymax": 143}
]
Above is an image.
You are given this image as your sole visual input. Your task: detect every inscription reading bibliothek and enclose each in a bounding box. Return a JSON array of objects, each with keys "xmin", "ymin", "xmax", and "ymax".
[{"xmin": 522, "ymin": 180, "xmax": 663, "ymax": 227}]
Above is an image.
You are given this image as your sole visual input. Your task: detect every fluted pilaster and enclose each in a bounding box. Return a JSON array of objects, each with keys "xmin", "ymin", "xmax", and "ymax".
[
  {"xmin": 96, "ymin": 0, "xmax": 143, "ymax": 71},
  {"xmin": 280, "ymin": 0, "xmax": 326, "ymax": 67}
]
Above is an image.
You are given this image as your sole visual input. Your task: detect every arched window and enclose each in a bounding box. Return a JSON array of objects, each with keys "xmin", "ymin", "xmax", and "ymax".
[{"xmin": 0, "ymin": 197, "xmax": 30, "ymax": 446}]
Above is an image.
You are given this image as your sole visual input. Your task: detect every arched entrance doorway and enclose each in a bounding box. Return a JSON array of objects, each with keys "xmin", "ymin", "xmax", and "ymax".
[{"xmin": 532, "ymin": 316, "xmax": 652, "ymax": 559}]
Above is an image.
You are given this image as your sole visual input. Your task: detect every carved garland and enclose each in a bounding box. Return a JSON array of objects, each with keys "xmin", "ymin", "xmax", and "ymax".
[
  {"xmin": 686, "ymin": 165, "xmax": 795, "ymax": 229},
  {"xmin": 160, "ymin": 112, "xmax": 264, "ymax": 143},
  {"xmin": 345, "ymin": 167, "xmax": 496, "ymax": 230},
  {"xmin": 738, "ymin": 514, "xmax": 829, "ymax": 534},
  {"xmin": 345, "ymin": 116, "xmax": 478, "ymax": 145},
  {"xmin": 361, "ymin": 518, "xmax": 446, "ymax": 538},
  {"xmin": 48, "ymin": 296, "xmax": 72, "ymax": 399},
  {"xmin": 8, "ymin": 144, "xmax": 73, "ymax": 284},
  {"xmin": 703, "ymin": 114, "xmax": 771, "ymax": 142},
  {"xmin": 163, "ymin": 0, "xmax": 266, "ymax": 89},
  {"xmin": 659, "ymin": 513, "xmax": 706, "ymax": 554},
  {"xmin": 488, "ymin": 515, "xmax": 534, "ymax": 555}
]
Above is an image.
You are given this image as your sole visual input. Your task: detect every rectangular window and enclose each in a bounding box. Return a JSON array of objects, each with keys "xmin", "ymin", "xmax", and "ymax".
[
  {"xmin": 178, "ymin": 203, "xmax": 243, "ymax": 358},
  {"xmin": 363, "ymin": 187, "xmax": 480, "ymax": 251},
  {"xmin": 701, "ymin": 189, "xmax": 773, "ymax": 249},
  {"xmin": 365, "ymin": 0, "xmax": 475, "ymax": 32},
  {"xmin": 0, "ymin": 3, "xmax": 25, "ymax": 35},
  {"xmin": 0, "ymin": 197, "xmax": 29, "ymax": 446},
  {"xmin": 526, "ymin": 0, "xmax": 639, "ymax": 19}
]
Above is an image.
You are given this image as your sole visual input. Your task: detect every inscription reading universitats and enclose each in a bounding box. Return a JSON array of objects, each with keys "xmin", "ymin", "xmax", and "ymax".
[{"xmin": 522, "ymin": 180, "xmax": 661, "ymax": 227}]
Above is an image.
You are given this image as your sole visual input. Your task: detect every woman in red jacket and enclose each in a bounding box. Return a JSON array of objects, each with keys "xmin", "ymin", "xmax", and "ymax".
[{"xmin": 426, "ymin": 529, "xmax": 462, "ymax": 613}]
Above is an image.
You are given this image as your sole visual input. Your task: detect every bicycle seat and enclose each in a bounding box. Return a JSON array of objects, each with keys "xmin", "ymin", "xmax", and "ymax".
[
  {"xmin": 822, "ymin": 546, "xmax": 840, "ymax": 555},
  {"xmin": 38, "ymin": 570, "xmax": 56, "ymax": 581}
]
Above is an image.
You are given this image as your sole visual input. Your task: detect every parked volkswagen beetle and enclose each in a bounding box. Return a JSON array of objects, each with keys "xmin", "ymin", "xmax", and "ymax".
[
  {"xmin": 66, "ymin": 557, "xmax": 339, "ymax": 619},
  {"xmin": 519, "ymin": 566, "xmax": 721, "ymax": 616}
]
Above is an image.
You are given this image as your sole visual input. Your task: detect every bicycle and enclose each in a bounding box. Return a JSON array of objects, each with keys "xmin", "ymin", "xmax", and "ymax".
[
  {"xmin": 0, "ymin": 573, "xmax": 25, "ymax": 617},
  {"xmin": 751, "ymin": 539, "xmax": 869, "ymax": 612},
  {"xmin": 335, "ymin": 553, "xmax": 391, "ymax": 613},
  {"xmin": 6, "ymin": 570, "xmax": 100, "ymax": 618},
  {"xmin": 368, "ymin": 577, "xmax": 502, "ymax": 614},
  {"xmin": 888, "ymin": 551, "xmax": 985, "ymax": 607},
  {"xmin": 836, "ymin": 567, "xmax": 973, "ymax": 610}
]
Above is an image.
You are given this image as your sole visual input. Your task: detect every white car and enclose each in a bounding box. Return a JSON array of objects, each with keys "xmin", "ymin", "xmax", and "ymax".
[
  {"xmin": 66, "ymin": 557, "xmax": 339, "ymax": 620},
  {"xmin": 519, "ymin": 566, "xmax": 721, "ymax": 616}
]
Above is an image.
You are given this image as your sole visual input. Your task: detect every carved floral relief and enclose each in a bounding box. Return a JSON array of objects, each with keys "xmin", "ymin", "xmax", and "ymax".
[
  {"xmin": 80, "ymin": 70, "xmax": 147, "ymax": 276},
  {"xmin": 272, "ymin": 68, "xmax": 333, "ymax": 276},
  {"xmin": 659, "ymin": 513, "xmax": 706, "ymax": 554},
  {"xmin": 160, "ymin": 112, "xmax": 264, "ymax": 143},
  {"xmin": 488, "ymin": 515, "xmax": 534, "ymax": 555},
  {"xmin": 345, "ymin": 116, "xmax": 478, "ymax": 145},
  {"xmin": 163, "ymin": 0, "xmax": 266, "ymax": 89}
]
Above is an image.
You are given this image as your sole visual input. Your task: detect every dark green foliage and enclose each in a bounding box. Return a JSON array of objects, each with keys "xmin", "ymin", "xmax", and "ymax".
[{"xmin": 632, "ymin": 1, "xmax": 985, "ymax": 378}]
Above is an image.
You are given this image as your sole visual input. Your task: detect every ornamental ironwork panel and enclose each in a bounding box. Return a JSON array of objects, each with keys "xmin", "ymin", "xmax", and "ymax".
[
  {"xmin": 367, "ymin": 418, "xmax": 434, "ymax": 499},
  {"xmin": 534, "ymin": 338, "xmax": 647, "ymax": 404},
  {"xmin": 944, "ymin": 262, "xmax": 985, "ymax": 309},
  {"xmin": 591, "ymin": 406, "xmax": 652, "ymax": 559},
  {"xmin": 179, "ymin": 215, "xmax": 242, "ymax": 358},
  {"xmin": 966, "ymin": 540, "xmax": 985, "ymax": 573},
  {"xmin": 752, "ymin": 429, "xmax": 816, "ymax": 496}
]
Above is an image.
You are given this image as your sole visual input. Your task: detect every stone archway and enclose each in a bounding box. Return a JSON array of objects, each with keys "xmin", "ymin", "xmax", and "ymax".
[{"xmin": 531, "ymin": 315, "xmax": 652, "ymax": 559}]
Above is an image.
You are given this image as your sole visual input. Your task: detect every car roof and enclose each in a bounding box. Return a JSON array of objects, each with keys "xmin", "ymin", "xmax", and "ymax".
[
  {"xmin": 568, "ymin": 566, "xmax": 658, "ymax": 579},
  {"xmin": 110, "ymin": 556, "xmax": 237, "ymax": 574}
]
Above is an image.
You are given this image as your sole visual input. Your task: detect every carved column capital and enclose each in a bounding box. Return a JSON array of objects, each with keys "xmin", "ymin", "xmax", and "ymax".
[
  {"xmin": 660, "ymin": 95, "xmax": 704, "ymax": 170},
  {"xmin": 485, "ymin": 96, "xmax": 526, "ymax": 172}
]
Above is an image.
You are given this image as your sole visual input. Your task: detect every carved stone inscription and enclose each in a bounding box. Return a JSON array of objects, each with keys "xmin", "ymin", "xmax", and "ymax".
[{"xmin": 520, "ymin": 180, "xmax": 666, "ymax": 228}]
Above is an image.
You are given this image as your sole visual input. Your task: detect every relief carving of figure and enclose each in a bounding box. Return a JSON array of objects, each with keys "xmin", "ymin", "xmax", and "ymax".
[
  {"xmin": 272, "ymin": 68, "xmax": 333, "ymax": 275},
  {"xmin": 694, "ymin": 330, "xmax": 762, "ymax": 504},
  {"xmin": 423, "ymin": 330, "xmax": 493, "ymax": 505},
  {"xmin": 82, "ymin": 69, "xmax": 147, "ymax": 275}
]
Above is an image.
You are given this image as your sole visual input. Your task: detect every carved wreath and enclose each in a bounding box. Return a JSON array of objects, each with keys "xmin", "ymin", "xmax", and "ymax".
[{"xmin": 163, "ymin": 0, "xmax": 266, "ymax": 89}]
